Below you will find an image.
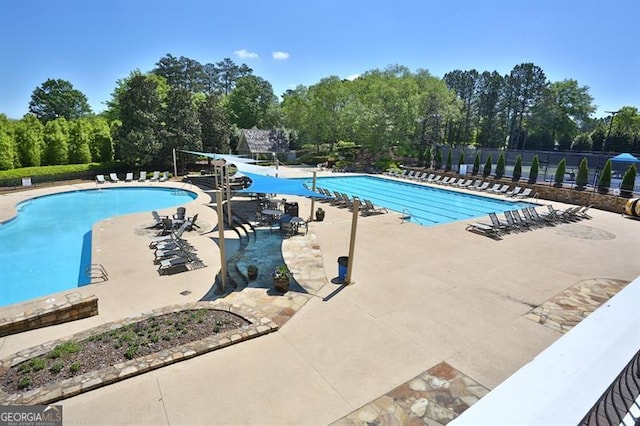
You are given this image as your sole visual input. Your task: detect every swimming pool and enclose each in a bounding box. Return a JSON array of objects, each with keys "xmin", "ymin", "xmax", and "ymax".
[
  {"xmin": 307, "ymin": 175, "xmax": 536, "ymax": 226},
  {"xmin": 0, "ymin": 187, "xmax": 197, "ymax": 307}
]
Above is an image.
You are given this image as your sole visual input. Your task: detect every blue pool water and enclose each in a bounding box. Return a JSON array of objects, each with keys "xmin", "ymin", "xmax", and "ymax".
[
  {"xmin": 307, "ymin": 176, "xmax": 536, "ymax": 226},
  {"xmin": 0, "ymin": 187, "xmax": 197, "ymax": 307}
]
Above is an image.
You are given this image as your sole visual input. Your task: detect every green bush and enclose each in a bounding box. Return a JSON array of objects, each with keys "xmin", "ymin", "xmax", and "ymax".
[
  {"xmin": 598, "ymin": 159, "xmax": 612, "ymax": 192},
  {"xmin": 483, "ymin": 155, "xmax": 492, "ymax": 178},
  {"xmin": 0, "ymin": 162, "xmax": 126, "ymax": 187},
  {"xmin": 513, "ymin": 155, "xmax": 522, "ymax": 181},
  {"xmin": 424, "ymin": 149, "xmax": 432, "ymax": 168},
  {"xmin": 458, "ymin": 152, "xmax": 465, "ymax": 170},
  {"xmin": 555, "ymin": 158, "xmax": 566, "ymax": 186},
  {"xmin": 529, "ymin": 155, "xmax": 539, "ymax": 183},
  {"xmin": 445, "ymin": 150, "xmax": 452, "ymax": 171},
  {"xmin": 621, "ymin": 164, "xmax": 637, "ymax": 194},
  {"xmin": 472, "ymin": 153, "xmax": 480, "ymax": 175},
  {"xmin": 495, "ymin": 152, "xmax": 505, "ymax": 178},
  {"xmin": 434, "ymin": 148, "xmax": 443, "ymax": 169},
  {"xmin": 576, "ymin": 158, "xmax": 589, "ymax": 188}
]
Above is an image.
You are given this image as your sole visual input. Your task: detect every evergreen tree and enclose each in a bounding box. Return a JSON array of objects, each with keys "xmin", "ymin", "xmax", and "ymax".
[
  {"xmin": 68, "ymin": 119, "xmax": 92, "ymax": 164},
  {"xmin": 445, "ymin": 149, "xmax": 452, "ymax": 171},
  {"xmin": 554, "ymin": 158, "xmax": 566, "ymax": 186},
  {"xmin": 43, "ymin": 118, "xmax": 69, "ymax": 165},
  {"xmin": 0, "ymin": 125, "xmax": 15, "ymax": 170},
  {"xmin": 598, "ymin": 159, "xmax": 612, "ymax": 192},
  {"xmin": 458, "ymin": 152, "xmax": 464, "ymax": 170},
  {"xmin": 529, "ymin": 155, "xmax": 539, "ymax": 183},
  {"xmin": 472, "ymin": 152, "xmax": 480, "ymax": 175},
  {"xmin": 483, "ymin": 155, "xmax": 492, "ymax": 177},
  {"xmin": 495, "ymin": 152, "xmax": 505, "ymax": 178},
  {"xmin": 14, "ymin": 114, "xmax": 44, "ymax": 167},
  {"xmin": 434, "ymin": 148, "xmax": 443, "ymax": 169},
  {"xmin": 621, "ymin": 164, "xmax": 637, "ymax": 195},
  {"xmin": 513, "ymin": 155, "xmax": 522, "ymax": 181},
  {"xmin": 576, "ymin": 157, "xmax": 589, "ymax": 188},
  {"xmin": 424, "ymin": 148, "xmax": 432, "ymax": 169}
]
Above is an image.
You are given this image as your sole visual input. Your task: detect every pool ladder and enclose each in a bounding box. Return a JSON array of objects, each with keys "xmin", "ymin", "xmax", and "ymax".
[
  {"xmin": 86, "ymin": 264, "xmax": 109, "ymax": 282},
  {"xmin": 400, "ymin": 208, "xmax": 422, "ymax": 225}
]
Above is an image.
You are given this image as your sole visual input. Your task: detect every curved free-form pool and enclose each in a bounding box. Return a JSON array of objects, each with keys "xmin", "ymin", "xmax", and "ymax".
[{"xmin": 0, "ymin": 187, "xmax": 197, "ymax": 307}]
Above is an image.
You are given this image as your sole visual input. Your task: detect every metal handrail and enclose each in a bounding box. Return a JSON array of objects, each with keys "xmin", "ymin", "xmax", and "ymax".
[{"xmin": 85, "ymin": 264, "xmax": 108, "ymax": 282}]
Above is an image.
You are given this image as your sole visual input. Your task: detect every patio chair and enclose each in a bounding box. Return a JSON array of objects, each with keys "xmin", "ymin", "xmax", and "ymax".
[
  {"xmin": 429, "ymin": 175, "xmax": 442, "ymax": 184},
  {"xmin": 185, "ymin": 213, "xmax": 200, "ymax": 230},
  {"xmin": 362, "ymin": 199, "xmax": 388, "ymax": 216},
  {"xmin": 125, "ymin": 172, "xmax": 134, "ymax": 182},
  {"xmin": 138, "ymin": 171, "xmax": 147, "ymax": 182},
  {"xmin": 474, "ymin": 182, "xmax": 491, "ymax": 191},
  {"xmin": 485, "ymin": 183, "xmax": 501, "ymax": 193},
  {"xmin": 96, "ymin": 174, "xmax": 106, "ymax": 184},
  {"xmin": 511, "ymin": 210, "xmax": 532, "ymax": 230},
  {"xmin": 109, "ymin": 173, "xmax": 120, "ymax": 183},
  {"xmin": 515, "ymin": 188, "xmax": 533, "ymax": 198},
  {"xmin": 488, "ymin": 212, "xmax": 510, "ymax": 234},
  {"xmin": 465, "ymin": 222, "xmax": 502, "ymax": 240},
  {"xmin": 420, "ymin": 173, "xmax": 435, "ymax": 182},
  {"xmin": 575, "ymin": 205, "xmax": 593, "ymax": 219},
  {"xmin": 503, "ymin": 210, "xmax": 524, "ymax": 231},
  {"xmin": 149, "ymin": 221, "xmax": 191, "ymax": 248},
  {"xmin": 469, "ymin": 180, "xmax": 483, "ymax": 190},
  {"xmin": 159, "ymin": 171, "xmax": 169, "ymax": 182},
  {"xmin": 445, "ymin": 178, "xmax": 459, "ymax": 186},
  {"xmin": 456, "ymin": 179, "xmax": 472, "ymax": 188},
  {"xmin": 529, "ymin": 207, "xmax": 556, "ymax": 225},
  {"xmin": 150, "ymin": 210, "xmax": 169, "ymax": 228},
  {"xmin": 491, "ymin": 184, "xmax": 510, "ymax": 195},
  {"xmin": 173, "ymin": 207, "xmax": 187, "ymax": 222},
  {"xmin": 505, "ymin": 186, "xmax": 522, "ymax": 197},
  {"xmin": 520, "ymin": 208, "xmax": 542, "ymax": 228},
  {"xmin": 150, "ymin": 171, "xmax": 160, "ymax": 181}
]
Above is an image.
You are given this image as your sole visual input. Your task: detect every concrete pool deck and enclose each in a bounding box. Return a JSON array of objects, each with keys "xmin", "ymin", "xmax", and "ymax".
[{"xmin": 0, "ymin": 172, "xmax": 639, "ymax": 424}]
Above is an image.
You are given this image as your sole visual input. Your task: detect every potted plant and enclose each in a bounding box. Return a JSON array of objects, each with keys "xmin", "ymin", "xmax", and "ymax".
[
  {"xmin": 247, "ymin": 265, "xmax": 258, "ymax": 280},
  {"xmin": 272, "ymin": 265, "xmax": 291, "ymax": 293},
  {"xmin": 315, "ymin": 207, "xmax": 325, "ymax": 221}
]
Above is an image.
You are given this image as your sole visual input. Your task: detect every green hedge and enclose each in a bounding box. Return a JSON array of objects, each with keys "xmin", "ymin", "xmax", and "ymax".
[{"xmin": 0, "ymin": 162, "xmax": 126, "ymax": 187}]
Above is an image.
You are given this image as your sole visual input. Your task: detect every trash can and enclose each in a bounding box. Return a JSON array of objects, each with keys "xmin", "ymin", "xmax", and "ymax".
[
  {"xmin": 338, "ymin": 256, "xmax": 349, "ymax": 281},
  {"xmin": 285, "ymin": 201, "xmax": 299, "ymax": 217}
]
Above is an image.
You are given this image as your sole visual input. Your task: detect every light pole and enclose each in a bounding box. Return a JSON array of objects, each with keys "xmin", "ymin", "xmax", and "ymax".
[{"xmin": 604, "ymin": 110, "xmax": 621, "ymax": 150}]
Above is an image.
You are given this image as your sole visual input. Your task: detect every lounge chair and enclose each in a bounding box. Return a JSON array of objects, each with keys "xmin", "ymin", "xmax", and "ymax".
[
  {"xmin": 149, "ymin": 221, "xmax": 191, "ymax": 247},
  {"xmin": 465, "ymin": 222, "xmax": 502, "ymax": 239},
  {"xmin": 468, "ymin": 180, "xmax": 483, "ymax": 190},
  {"xmin": 362, "ymin": 199, "xmax": 388, "ymax": 216},
  {"xmin": 520, "ymin": 208, "xmax": 542, "ymax": 228},
  {"xmin": 173, "ymin": 207, "xmax": 187, "ymax": 222},
  {"xmin": 405, "ymin": 171, "xmax": 415, "ymax": 180},
  {"xmin": 420, "ymin": 173, "xmax": 435, "ymax": 182},
  {"xmin": 575, "ymin": 205, "xmax": 593, "ymax": 219},
  {"xmin": 529, "ymin": 207, "xmax": 555, "ymax": 225},
  {"xmin": 445, "ymin": 178, "xmax": 459, "ymax": 186},
  {"xmin": 516, "ymin": 188, "xmax": 533, "ymax": 198},
  {"xmin": 150, "ymin": 171, "xmax": 160, "ymax": 181},
  {"xmin": 503, "ymin": 210, "xmax": 524, "ymax": 231},
  {"xmin": 491, "ymin": 184, "xmax": 510, "ymax": 195},
  {"xmin": 138, "ymin": 171, "xmax": 147, "ymax": 182},
  {"xmin": 485, "ymin": 183, "xmax": 501, "ymax": 193},
  {"xmin": 429, "ymin": 175, "xmax": 442, "ymax": 184},
  {"xmin": 505, "ymin": 186, "xmax": 522, "ymax": 197},
  {"xmin": 456, "ymin": 179, "xmax": 472, "ymax": 188},
  {"xmin": 186, "ymin": 213, "xmax": 200, "ymax": 230},
  {"xmin": 125, "ymin": 172, "xmax": 133, "ymax": 182},
  {"xmin": 96, "ymin": 174, "xmax": 106, "ymax": 184},
  {"xmin": 511, "ymin": 210, "xmax": 532, "ymax": 229},
  {"xmin": 411, "ymin": 172, "xmax": 425, "ymax": 181},
  {"xmin": 159, "ymin": 171, "xmax": 169, "ymax": 182},
  {"xmin": 157, "ymin": 255, "xmax": 205, "ymax": 275},
  {"xmin": 488, "ymin": 212, "xmax": 510, "ymax": 234},
  {"xmin": 109, "ymin": 173, "xmax": 120, "ymax": 183},
  {"xmin": 150, "ymin": 210, "xmax": 169, "ymax": 229},
  {"xmin": 474, "ymin": 182, "xmax": 491, "ymax": 191}
]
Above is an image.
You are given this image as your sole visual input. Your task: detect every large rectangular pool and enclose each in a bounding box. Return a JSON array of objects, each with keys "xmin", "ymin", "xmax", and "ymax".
[{"xmin": 305, "ymin": 175, "xmax": 536, "ymax": 226}]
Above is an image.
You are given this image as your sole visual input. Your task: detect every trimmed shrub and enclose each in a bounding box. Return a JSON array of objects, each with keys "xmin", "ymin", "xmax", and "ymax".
[
  {"xmin": 434, "ymin": 148, "xmax": 443, "ymax": 169},
  {"xmin": 529, "ymin": 155, "xmax": 539, "ymax": 183},
  {"xmin": 483, "ymin": 155, "xmax": 492, "ymax": 178},
  {"xmin": 472, "ymin": 152, "xmax": 480, "ymax": 175},
  {"xmin": 495, "ymin": 152, "xmax": 505, "ymax": 178},
  {"xmin": 621, "ymin": 164, "xmax": 637, "ymax": 196},
  {"xmin": 576, "ymin": 157, "xmax": 589, "ymax": 188},
  {"xmin": 458, "ymin": 152, "xmax": 464, "ymax": 170},
  {"xmin": 513, "ymin": 155, "xmax": 522, "ymax": 181},
  {"xmin": 445, "ymin": 150, "xmax": 452, "ymax": 171},
  {"xmin": 598, "ymin": 159, "xmax": 612, "ymax": 193},
  {"xmin": 424, "ymin": 149, "xmax": 432, "ymax": 169},
  {"xmin": 554, "ymin": 158, "xmax": 566, "ymax": 186}
]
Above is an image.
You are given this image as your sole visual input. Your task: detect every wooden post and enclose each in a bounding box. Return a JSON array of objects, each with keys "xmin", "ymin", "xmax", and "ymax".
[
  {"xmin": 225, "ymin": 165, "xmax": 232, "ymax": 225},
  {"xmin": 172, "ymin": 149, "xmax": 178, "ymax": 178},
  {"xmin": 215, "ymin": 191, "xmax": 228, "ymax": 293},
  {"xmin": 309, "ymin": 171, "xmax": 317, "ymax": 221},
  {"xmin": 345, "ymin": 198, "xmax": 359, "ymax": 284}
]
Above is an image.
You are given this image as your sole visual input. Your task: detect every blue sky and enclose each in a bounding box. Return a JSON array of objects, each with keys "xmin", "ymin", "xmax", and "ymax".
[{"xmin": 2, "ymin": 0, "xmax": 638, "ymax": 119}]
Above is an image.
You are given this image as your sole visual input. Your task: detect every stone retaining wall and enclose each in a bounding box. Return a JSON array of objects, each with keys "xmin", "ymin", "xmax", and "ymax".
[{"xmin": 0, "ymin": 294, "xmax": 98, "ymax": 338}]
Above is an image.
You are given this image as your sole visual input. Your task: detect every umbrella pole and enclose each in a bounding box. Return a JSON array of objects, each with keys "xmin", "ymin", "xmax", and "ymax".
[
  {"xmin": 215, "ymin": 190, "xmax": 228, "ymax": 293},
  {"xmin": 309, "ymin": 171, "xmax": 317, "ymax": 221},
  {"xmin": 345, "ymin": 198, "xmax": 359, "ymax": 285}
]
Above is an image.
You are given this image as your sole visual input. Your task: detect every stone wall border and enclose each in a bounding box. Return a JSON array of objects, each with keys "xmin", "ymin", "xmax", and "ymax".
[
  {"xmin": 0, "ymin": 294, "xmax": 99, "ymax": 338},
  {"xmin": 0, "ymin": 302, "xmax": 278, "ymax": 405}
]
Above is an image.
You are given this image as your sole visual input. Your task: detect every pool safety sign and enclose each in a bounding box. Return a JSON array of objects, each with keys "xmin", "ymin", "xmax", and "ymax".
[{"xmin": 0, "ymin": 405, "xmax": 62, "ymax": 426}]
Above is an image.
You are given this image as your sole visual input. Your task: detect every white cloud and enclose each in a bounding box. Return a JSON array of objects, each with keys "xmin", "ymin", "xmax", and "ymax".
[
  {"xmin": 272, "ymin": 51, "xmax": 290, "ymax": 60},
  {"xmin": 234, "ymin": 49, "xmax": 259, "ymax": 59},
  {"xmin": 346, "ymin": 74, "xmax": 360, "ymax": 81}
]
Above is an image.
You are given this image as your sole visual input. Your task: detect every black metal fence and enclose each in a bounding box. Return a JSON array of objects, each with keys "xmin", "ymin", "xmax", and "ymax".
[{"xmin": 580, "ymin": 348, "xmax": 640, "ymax": 425}]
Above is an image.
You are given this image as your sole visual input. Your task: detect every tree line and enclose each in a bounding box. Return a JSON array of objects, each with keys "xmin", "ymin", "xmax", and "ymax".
[{"xmin": 0, "ymin": 54, "xmax": 639, "ymax": 172}]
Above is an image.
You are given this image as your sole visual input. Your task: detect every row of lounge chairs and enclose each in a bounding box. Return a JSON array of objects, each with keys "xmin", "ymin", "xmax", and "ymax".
[
  {"xmin": 148, "ymin": 220, "xmax": 205, "ymax": 275},
  {"xmin": 96, "ymin": 171, "xmax": 169, "ymax": 184},
  {"xmin": 466, "ymin": 204, "xmax": 593, "ymax": 239},
  {"xmin": 384, "ymin": 170, "xmax": 535, "ymax": 198},
  {"xmin": 315, "ymin": 188, "xmax": 388, "ymax": 216}
]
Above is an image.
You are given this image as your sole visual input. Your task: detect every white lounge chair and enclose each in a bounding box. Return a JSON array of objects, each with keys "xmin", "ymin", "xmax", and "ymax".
[
  {"xmin": 159, "ymin": 171, "xmax": 169, "ymax": 182},
  {"xmin": 96, "ymin": 174, "xmax": 106, "ymax": 184},
  {"xmin": 125, "ymin": 172, "xmax": 133, "ymax": 182},
  {"xmin": 138, "ymin": 171, "xmax": 147, "ymax": 182},
  {"xmin": 109, "ymin": 173, "xmax": 120, "ymax": 183},
  {"xmin": 516, "ymin": 188, "xmax": 533, "ymax": 198},
  {"xmin": 505, "ymin": 186, "xmax": 522, "ymax": 197},
  {"xmin": 150, "ymin": 171, "xmax": 160, "ymax": 181}
]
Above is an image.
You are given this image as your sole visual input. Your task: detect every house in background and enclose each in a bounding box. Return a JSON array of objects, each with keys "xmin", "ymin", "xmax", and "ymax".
[{"xmin": 236, "ymin": 129, "xmax": 289, "ymax": 157}]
